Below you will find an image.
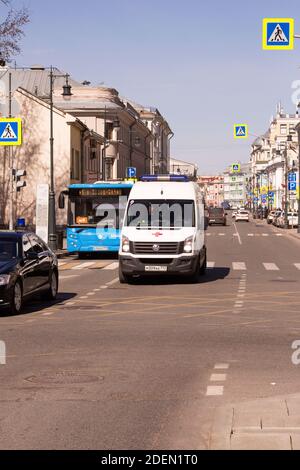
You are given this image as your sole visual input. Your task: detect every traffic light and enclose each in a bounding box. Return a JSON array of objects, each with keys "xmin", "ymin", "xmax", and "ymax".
[{"xmin": 13, "ymin": 169, "xmax": 27, "ymax": 192}]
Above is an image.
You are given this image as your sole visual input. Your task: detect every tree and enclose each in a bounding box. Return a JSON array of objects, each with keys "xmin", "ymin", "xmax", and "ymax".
[{"xmin": 0, "ymin": 0, "xmax": 29, "ymax": 64}]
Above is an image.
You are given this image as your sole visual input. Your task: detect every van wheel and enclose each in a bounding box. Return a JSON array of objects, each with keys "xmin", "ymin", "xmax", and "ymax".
[
  {"xmin": 9, "ymin": 280, "xmax": 23, "ymax": 315},
  {"xmin": 189, "ymin": 257, "xmax": 201, "ymax": 283},
  {"xmin": 119, "ymin": 266, "xmax": 130, "ymax": 284},
  {"xmin": 200, "ymin": 254, "xmax": 207, "ymax": 276}
]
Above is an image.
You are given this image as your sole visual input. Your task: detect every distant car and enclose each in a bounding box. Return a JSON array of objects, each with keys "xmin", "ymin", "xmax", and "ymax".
[
  {"xmin": 272, "ymin": 210, "xmax": 282, "ymax": 227},
  {"xmin": 267, "ymin": 210, "xmax": 276, "ymax": 224},
  {"xmin": 208, "ymin": 207, "xmax": 227, "ymax": 226},
  {"xmin": 0, "ymin": 231, "xmax": 58, "ymax": 315},
  {"xmin": 235, "ymin": 210, "xmax": 249, "ymax": 222}
]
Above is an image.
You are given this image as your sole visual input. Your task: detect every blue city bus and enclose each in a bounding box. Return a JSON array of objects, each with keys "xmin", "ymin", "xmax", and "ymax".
[{"xmin": 59, "ymin": 182, "xmax": 134, "ymax": 255}]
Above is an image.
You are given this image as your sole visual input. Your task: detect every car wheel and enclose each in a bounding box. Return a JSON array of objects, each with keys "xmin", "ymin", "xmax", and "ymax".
[
  {"xmin": 9, "ymin": 280, "xmax": 23, "ymax": 315},
  {"xmin": 42, "ymin": 270, "xmax": 58, "ymax": 300}
]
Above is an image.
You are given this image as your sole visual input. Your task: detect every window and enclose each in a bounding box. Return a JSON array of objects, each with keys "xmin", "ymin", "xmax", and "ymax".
[
  {"xmin": 71, "ymin": 149, "xmax": 80, "ymax": 180},
  {"xmin": 0, "ymin": 238, "xmax": 18, "ymax": 260},
  {"xmin": 22, "ymin": 234, "xmax": 34, "ymax": 258},
  {"xmin": 290, "ymin": 125, "xmax": 296, "ymax": 135},
  {"xmin": 280, "ymin": 124, "xmax": 287, "ymax": 135}
]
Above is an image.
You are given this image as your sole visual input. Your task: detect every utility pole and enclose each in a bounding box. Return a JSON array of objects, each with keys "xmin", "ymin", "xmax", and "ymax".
[{"xmin": 8, "ymin": 72, "xmax": 14, "ymax": 231}]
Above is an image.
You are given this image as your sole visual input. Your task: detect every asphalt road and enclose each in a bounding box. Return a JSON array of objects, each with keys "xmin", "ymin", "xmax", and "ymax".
[{"xmin": 1, "ymin": 215, "xmax": 300, "ymax": 450}]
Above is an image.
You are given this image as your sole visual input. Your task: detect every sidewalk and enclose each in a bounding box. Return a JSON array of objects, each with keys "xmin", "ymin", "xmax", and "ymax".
[
  {"xmin": 254, "ymin": 218, "xmax": 300, "ymax": 242},
  {"xmin": 210, "ymin": 393, "xmax": 300, "ymax": 450}
]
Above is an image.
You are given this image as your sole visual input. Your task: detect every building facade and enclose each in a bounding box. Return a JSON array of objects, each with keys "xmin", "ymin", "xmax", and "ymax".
[
  {"xmin": 198, "ymin": 176, "xmax": 224, "ymax": 207},
  {"xmin": 223, "ymin": 164, "xmax": 251, "ymax": 208}
]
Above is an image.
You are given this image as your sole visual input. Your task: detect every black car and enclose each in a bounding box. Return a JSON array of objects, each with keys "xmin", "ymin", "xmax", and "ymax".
[
  {"xmin": 208, "ymin": 207, "xmax": 227, "ymax": 226},
  {"xmin": 0, "ymin": 231, "xmax": 59, "ymax": 315}
]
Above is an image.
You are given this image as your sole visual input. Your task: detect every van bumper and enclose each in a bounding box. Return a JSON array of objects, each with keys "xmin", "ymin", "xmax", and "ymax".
[{"xmin": 119, "ymin": 253, "xmax": 201, "ymax": 276}]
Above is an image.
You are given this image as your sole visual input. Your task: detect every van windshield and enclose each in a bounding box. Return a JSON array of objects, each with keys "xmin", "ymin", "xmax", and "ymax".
[{"xmin": 126, "ymin": 200, "xmax": 195, "ymax": 229}]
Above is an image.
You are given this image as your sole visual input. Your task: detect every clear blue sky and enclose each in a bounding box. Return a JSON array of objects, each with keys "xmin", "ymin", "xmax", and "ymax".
[{"xmin": 8, "ymin": 0, "xmax": 300, "ymax": 174}]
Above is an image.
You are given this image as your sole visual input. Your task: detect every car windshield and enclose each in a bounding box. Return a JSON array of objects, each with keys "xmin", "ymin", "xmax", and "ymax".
[{"xmin": 0, "ymin": 238, "xmax": 18, "ymax": 260}]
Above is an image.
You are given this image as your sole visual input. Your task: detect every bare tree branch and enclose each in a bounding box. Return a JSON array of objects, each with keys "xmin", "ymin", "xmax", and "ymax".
[{"xmin": 0, "ymin": 1, "xmax": 30, "ymax": 62}]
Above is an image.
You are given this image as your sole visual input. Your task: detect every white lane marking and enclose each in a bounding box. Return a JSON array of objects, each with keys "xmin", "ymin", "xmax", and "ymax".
[
  {"xmin": 233, "ymin": 262, "xmax": 246, "ymax": 271},
  {"xmin": 219, "ymin": 233, "xmax": 225, "ymax": 236},
  {"xmin": 65, "ymin": 302, "xmax": 76, "ymax": 306},
  {"xmin": 294, "ymin": 264, "xmax": 300, "ymax": 270},
  {"xmin": 87, "ymin": 293, "xmax": 95, "ymax": 296},
  {"xmin": 263, "ymin": 263, "xmax": 279, "ymax": 271},
  {"xmin": 207, "ymin": 261, "xmax": 215, "ymax": 268},
  {"xmin": 72, "ymin": 262, "xmax": 96, "ymax": 270},
  {"xmin": 206, "ymin": 386, "xmax": 224, "ymax": 396},
  {"xmin": 262, "ymin": 234, "xmax": 269, "ymax": 237},
  {"xmin": 214, "ymin": 363, "xmax": 229, "ymax": 370},
  {"xmin": 106, "ymin": 277, "xmax": 119, "ymax": 286},
  {"xmin": 237, "ymin": 294, "xmax": 245, "ymax": 298},
  {"xmin": 79, "ymin": 296, "xmax": 88, "ymax": 299},
  {"xmin": 206, "ymin": 233, "xmax": 212, "ymax": 237},
  {"xmin": 42, "ymin": 312, "xmax": 55, "ymax": 316},
  {"xmin": 276, "ymin": 233, "xmax": 283, "ymax": 237},
  {"xmin": 247, "ymin": 234, "xmax": 254, "ymax": 237},
  {"xmin": 210, "ymin": 374, "xmax": 227, "ymax": 382},
  {"xmin": 103, "ymin": 262, "xmax": 119, "ymax": 270},
  {"xmin": 58, "ymin": 261, "xmax": 67, "ymax": 266},
  {"xmin": 233, "ymin": 222, "xmax": 242, "ymax": 245},
  {"xmin": 59, "ymin": 275, "xmax": 80, "ymax": 280},
  {"xmin": 101, "ymin": 286, "xmax": 108, "ymax": 289},
  {"xmin": 93, "ymin": 288, "xmax": 101, "ymax": 292}
]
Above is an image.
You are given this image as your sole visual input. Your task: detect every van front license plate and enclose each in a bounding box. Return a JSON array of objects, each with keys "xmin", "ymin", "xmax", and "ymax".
[{"xmin": 145, "ymin": 266, "xmax": 168, "ymax": 272}]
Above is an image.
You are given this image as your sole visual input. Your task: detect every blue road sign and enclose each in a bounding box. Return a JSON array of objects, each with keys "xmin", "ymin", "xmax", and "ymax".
[
  {"xmin": 0, "ymin": 118, "xmax": 22, "ymax": 146},
  {"xmin": 288, "ymin": 173, "xmax": 296, "ymax": 182},
  {"xmin": 126, "ymin": 167, "xmax": 137, "ymax": 179},
  {"xmin": 268, "ymin": 191, "xmax": 274, "ymax": 197},
  {"xmin": 288, "ymin": 182, "xmax": 297, "ymax": 191},
  {"xmin": 254, "ymin": 197, "xmax": 259, "ymax": 202},
  {"xmin": 263, "ymin": 18, "xmax": 294, "ymax": 50}
]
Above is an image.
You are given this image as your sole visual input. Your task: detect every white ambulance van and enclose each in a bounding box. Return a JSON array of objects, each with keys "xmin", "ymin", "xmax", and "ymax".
[{"xmin": 119, "ymin": 175, "xmax": 206, "ymax": 283}]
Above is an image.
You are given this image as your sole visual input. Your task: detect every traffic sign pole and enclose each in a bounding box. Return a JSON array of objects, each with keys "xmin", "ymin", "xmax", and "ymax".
[{"xmin": 9, "ymin": 73, "xmax": 13, "ymax": 231}]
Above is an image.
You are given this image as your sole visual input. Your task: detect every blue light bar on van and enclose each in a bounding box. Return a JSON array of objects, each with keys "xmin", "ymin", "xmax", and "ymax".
[{"xmin": 140, "ymin": 175, "xmax": 189, "ymax": 182}]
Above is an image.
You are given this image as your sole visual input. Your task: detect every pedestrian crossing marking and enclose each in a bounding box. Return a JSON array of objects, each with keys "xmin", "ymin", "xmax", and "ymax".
[
  {"xmin": 207, "ymin": 262, "xmax": 215, "ymax": 268},
  {"xmin": 233, "ymin": 262, "xmax": 246, "ymax": 271},
  {"xmin": 263, "ymin": 263, "xmax": 279, "ymax": 271},
  {"xmin": 72, "ymin": 262, "xmax": 96, "ymax": 270},
  {"xmin": 294, "ymin": 264, "xmax": 300, "ymax": 270},
  {"xmin": 103, "ymin": 262, "xmax": 119, "ymax": 270}
]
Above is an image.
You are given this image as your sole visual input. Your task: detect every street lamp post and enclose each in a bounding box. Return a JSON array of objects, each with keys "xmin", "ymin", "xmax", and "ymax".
[{"xmin": 48, "ymin": 67, "xmax": 72, "ymax": 251}]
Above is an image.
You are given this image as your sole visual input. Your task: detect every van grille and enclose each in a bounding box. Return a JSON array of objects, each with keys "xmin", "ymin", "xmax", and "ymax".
[{"xmin": 130, "ymin": 242, "xmax": 184, "ymax": 255}]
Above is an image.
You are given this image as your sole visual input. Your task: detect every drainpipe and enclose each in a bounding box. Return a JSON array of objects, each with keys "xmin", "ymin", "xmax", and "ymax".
[{"xmin": 167, "ymin": 131, "xmax": 174, "ymax": 174}]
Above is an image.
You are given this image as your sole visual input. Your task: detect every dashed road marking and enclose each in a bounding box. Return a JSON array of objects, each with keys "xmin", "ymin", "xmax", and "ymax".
[
  {"xmin": 206, "ymin": 386, "xmax": 224, "ymax": 396},
  {"xmin": 207, "ymin": 261, "xmax": 215, "ymax": 268},
  {"xmin": 214, "ymin": 363, "xmax": 229, "ymax": 370},
  {"xmin": 210, "ymin": 373, "xmax": 227, "ymax": 382},
  {"xmin": 106, "ymin": 277, "xmax": 119, "ymax": 286},
  {"xmin": 294, "ymin": 264, "xmax": 300, "ymax": 270}
]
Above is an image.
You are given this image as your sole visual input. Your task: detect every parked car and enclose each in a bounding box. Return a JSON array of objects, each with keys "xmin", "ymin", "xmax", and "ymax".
[
  {"xmin": 267, "ymin": 210, "xmax": 276, "ymax": 224},
  {"xmin": 235, "ymin": 210, "xmax": 249, "ymax": 222},
  {"xmin": 208, "ymin": 207, "xmax": 227, "ymax": 226},
  {"xmin": 277, "ymin": 212, "xmax": 299, "ymax": 228},
  {"xmin": 0, "ymin": 231, "xmax": 58, "ymax": 315}
]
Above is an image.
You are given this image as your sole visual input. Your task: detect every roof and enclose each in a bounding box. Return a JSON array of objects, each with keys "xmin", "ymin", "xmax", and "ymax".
[
  {"xmin": 7, "ymin": 67, "xmax": 81, "ymax": 99},
  {"xmin": 129, "ymin": 181, "xmax": 197, "ymax": 200},
  {"xmin": 0, "ymin": 231, "xmax": 30, "ymax": 238},
  {"xmin": 69, "ymin": 183, "xmax": 133, "ymax": 189}
]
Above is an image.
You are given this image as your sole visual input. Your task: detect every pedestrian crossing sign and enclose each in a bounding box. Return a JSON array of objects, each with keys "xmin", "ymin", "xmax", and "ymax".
[
  {"xmin": 0, "ymin": 118, "xmax": 22, "ymax": 146},
  {"xmin": 234, "ymin": 124, "xmax": 248, "ymax": 139},
  {"xmin": 262, "ymin": 18, "xmax": 294, "ymax": 50},
  {"xmin": 231, "ymin": 163, "xmax": 241, "ymax": 173}
]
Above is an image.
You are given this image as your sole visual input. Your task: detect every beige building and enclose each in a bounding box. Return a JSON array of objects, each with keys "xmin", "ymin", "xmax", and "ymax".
[
  {"xmin": 198, "ymin": 176, "xmax": 224, "ymax": 207},
  {"xmin": 0, "ymin": 85, "xmax": 103, "ymax": 228},
  {"xmin": 250, "ymin": 107, "xmax": 299, "ymax": 210}
]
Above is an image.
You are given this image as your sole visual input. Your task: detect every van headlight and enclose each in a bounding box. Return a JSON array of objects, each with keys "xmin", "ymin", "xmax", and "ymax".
[
  {"xmin": 122, "ymin": 236, "xmax": 130, "ymax": 253},
  {"xmin": 0, "ymin": 275, "xmax": 10, "ymax": 286},
  {"xmin": 183, "ymin": 236, "xmax": 193, "ymax": 253}
]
